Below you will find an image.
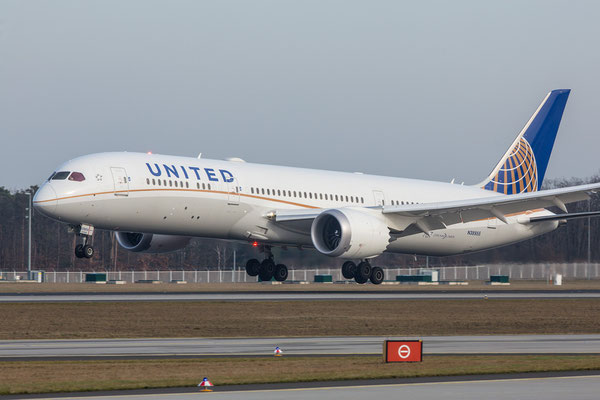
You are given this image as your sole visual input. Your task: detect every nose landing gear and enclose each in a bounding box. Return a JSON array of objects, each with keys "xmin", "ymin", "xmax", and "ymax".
[
  {"xmin": 341, "ymin": 260, "xmax": 384, "ymax": 284},
  {"xmin": 245, "ymin": 245, "xmax": 288, "ymax": 282},
  {"xmin": 73, "ymin": 224, "xmax": 95, "ymax": 259}
]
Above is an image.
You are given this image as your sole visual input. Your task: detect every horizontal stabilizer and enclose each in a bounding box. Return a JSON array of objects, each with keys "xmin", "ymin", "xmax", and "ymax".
[{"xmin": 528, "ymin": 210, "xmax": 600, "ymax": 223}]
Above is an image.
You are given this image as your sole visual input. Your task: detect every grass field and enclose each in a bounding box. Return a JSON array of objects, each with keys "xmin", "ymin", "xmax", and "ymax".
[
  {"xmin": 1, "ymin": 279, "xmax": 600, "ymax": 293},
  {"xmin": 2, "ymin": 355, "xmax": 600, "ymax": 395},
  {"xmin": 1, "ymin": 299, "xmax": 599, "ymax": 339}
]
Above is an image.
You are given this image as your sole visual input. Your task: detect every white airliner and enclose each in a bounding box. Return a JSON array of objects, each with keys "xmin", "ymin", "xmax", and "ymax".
[{"xmin": 34, "ymin": 89, "xmax": 600, "ymax": 284}]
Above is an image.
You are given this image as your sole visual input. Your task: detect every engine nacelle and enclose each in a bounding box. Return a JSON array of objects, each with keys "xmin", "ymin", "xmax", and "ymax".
[
  {"xmin": 115, "ymin": 232, "xmax": 191, "ymax": 253},
  {"xmin": 310, "ymin": 208, "xmax": 390, "ymax": 259}
]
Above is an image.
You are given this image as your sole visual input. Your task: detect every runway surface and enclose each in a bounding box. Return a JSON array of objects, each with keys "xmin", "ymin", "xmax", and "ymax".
[
  {"xmin": 2, "ymin": 290, "xmax": 600, "ymax": 302},
  {"xmin": 21, "ymin": 374, "xmax": 600, "ymax": 400},
  {"xmin": 3, "ymin": 334, "xmax": 600, "ymax": 360}
]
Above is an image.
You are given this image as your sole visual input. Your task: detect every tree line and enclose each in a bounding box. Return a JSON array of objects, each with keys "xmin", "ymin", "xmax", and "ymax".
[{"xmin": 1, "ymin": 175, "xmax": 599, "ymax": 272}]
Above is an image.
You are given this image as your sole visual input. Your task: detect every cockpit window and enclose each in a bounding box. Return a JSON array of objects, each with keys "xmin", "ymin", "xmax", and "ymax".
[
  {"xmin": 47, "ymin": 172, "xmax": 56, "ymax": 181},
  {"xmin": 51, "ymin": 171, "xmax": 71, "ymax": 180},
  {"xmin": 68, "ymin": 172, "xmax": 86, "ymax": 182}
]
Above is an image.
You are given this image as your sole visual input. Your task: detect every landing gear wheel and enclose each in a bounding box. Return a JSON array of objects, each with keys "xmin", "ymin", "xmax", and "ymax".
[
  {"xmin": 83, "ymin": 245, "xmax": 94, "ymax": 259},
  {"xmin": 369, "ymin": 266, "xmax": 384, "ymax": 285},
  {"xmin": 355, "ymin": 261, "xmax": 371, "ymax": 280},
  {"xmin": 354, "ymin": 274, "xmax": 369, "ymax": 284},
  {"xmin": 258, "ymin": 258, "xmax": 276, "ymax": 281},
  {"xmin": 274, "ymin": 264, "xmax": 288, "ymax": 282},
  {"xmin": 246, "ymin": 259, "xmax": 260, "ymax": 277},
  {"xmin": 75, "ymin": 244, "xmax": 85, "ymax": 259},
  {"xmin": 341, "ymin": 261, "xmax": 357, "ymax": 279}
]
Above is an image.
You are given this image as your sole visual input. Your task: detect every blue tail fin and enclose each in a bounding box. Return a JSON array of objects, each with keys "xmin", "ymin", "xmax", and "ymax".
[{"xmin": 479, "ymin": 89, "xmax": 570, "ymax": 194}]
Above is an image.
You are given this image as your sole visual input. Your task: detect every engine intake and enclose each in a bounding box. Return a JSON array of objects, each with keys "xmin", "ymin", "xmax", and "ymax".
[
  {"xmin": 115, "ymin": 232, "xmax": 191, "ymax": 253},
  {"xmin": 311, "ymin": 208, "xmax": 390, "ymax": 259}
]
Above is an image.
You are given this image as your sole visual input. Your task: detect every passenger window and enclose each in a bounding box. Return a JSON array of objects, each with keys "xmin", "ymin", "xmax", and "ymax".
[
  {"xmin": 186, "ymin": 182, "xmax": 189, "ymax": 188},
  {"xmin": 202, "ymin": 183, "xmax": 206, "ymax": 190},
  {"xmin": 152, "ymin": 179, "xmax": 156, "ymax": 185},
  {"xmin": 293, "ymin": 191, "xmax": 297, "ymax": 197},
  {"xmin": 335, "ymin": 195, "xmax": 338, "ymax": 201},
  {"xmin": 146, "ymin": 178, "xmax": 150, "ymax": 185},
  {"xmin": 208, "ymin": 183, "xmax": 211, "ymax": 190},
  {"xmin": 51, "ymin": 171, "xmax": 70, "ymax": 180},
  {"xmin": 361, "ymin": 197, "xmax": 364, "ymax": 203},
  {"xmin": 262, "ymin": 188, "xmax": 265, "ymax": 195},
  {"xmin": 169, "ymin": 180, "xmax": 173, "ymax": 187},
  {"xmin": 320, "ymin": 193, "xmax": 323, "ymax": 200},
  {"xmin": 251, "ymin": 188, "xmax": 254, "ymax": 194},
  {"xmin": 304, "ymin": 192, "xmax": 307, "ymax": 198},
  {"xmin": 278, "ymin": 189, "xmax": 281, "ymax": 196},
  {"xmin": 267, "ymin": 189, "xmax": 271, "ymax": 195},
  {"xmin": 174, "ymin": 181, "xmax": 178, "ymax": 188},
  {"xmin": 309, "ymin": 193, "xmax": 312, "ymax": 199},
  {"xmin": 163, "ymin": 179, "xmax": 167, "ymax": 186},
  {"xmin": 345, "ymin": 195, "xmax": 349, "ymax": 202},
  {"xmin": 158, "ymin": 180, "xmax": 162, "ymax": 186}
]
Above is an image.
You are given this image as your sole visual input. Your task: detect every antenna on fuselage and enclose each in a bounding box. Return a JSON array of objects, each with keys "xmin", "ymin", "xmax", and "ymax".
[{"xmin": 197, "ymin": 153, "xmax": 202, "ymax": 159}]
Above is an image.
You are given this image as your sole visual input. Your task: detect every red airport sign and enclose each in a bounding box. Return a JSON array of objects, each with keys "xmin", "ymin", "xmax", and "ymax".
[{"xmin": 384, "ymin": 340, "xmax": 423, "ymax": 362}]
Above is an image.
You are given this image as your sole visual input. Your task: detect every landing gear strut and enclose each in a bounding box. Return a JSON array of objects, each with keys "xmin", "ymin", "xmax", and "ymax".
[
  {"xmin": 245, "ymin": 245, "xmax": 288, "ymax": 282},
  {"xmin": 340, "ymin": 260, "xmax": 385, "ymax": 284},
  {"xmin": 73, "ymin": 224, "xmax": 95, "ymax": 259}
]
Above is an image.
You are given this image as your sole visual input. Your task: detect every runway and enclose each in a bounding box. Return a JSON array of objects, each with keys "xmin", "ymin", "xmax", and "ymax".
[
  {"xmin": 2, "ymin": 334, "xmax": 600, "ymax": 360},
  {"xmin": 2, "ymin": 290, "xmax": 600, "ymax": 302},
  {"xmin": 18, "ymin": 373, "xmax": 600, "ymax": 400}
]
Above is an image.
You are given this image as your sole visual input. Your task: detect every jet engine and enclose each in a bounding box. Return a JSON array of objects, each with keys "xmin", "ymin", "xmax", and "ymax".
[
  {"xmin": 115, "ymin": 232, "xmax": 191, "ymax": 253},
  {"xmin": 310, "ymin": 208, "xmax": 390, "ymax": 259}
]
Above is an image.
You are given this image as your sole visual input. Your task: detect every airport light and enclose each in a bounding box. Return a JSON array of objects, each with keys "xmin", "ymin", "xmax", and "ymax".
[{"xmin": 25, "ymin": 191, "xmax": 32, "ymax": 280}]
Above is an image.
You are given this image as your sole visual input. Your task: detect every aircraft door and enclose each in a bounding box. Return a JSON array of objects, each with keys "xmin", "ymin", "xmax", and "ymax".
[
  {"xmin": 373, "ymin": 190, "xmax": 385, "ymax": 206},
  {"xmin": 110, "ymin": 167, "xmax": 129, "ymax": 196},
  {"xmin": 227, "ymin": 177, "xmax": 240, "ymax": 205}
]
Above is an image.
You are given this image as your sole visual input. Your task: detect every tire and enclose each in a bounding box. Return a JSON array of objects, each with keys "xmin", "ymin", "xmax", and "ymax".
[
  {"xmin": 355, "ymin": 261, "xmax": 371, "ymax": 280},
  {"xmin": 274, "ymin": 264, "xmax": 288, "ymax": 282},
  {"xmin": 354, "ymin": 274, "xmax": 368, "ymax": 284},
  {"xmin": 341, "ymin": 261, "xmax": 356, "ymax": 279},
  {"xmin": 83, "ymin": 245, "xmax": 94, "ymax": 259},
  {"xmin": 246, "ymin": 259, "xmax": 260, "ymax": 276},
  {"xmin": 75, "ymin": 244, "xmax": 84, "ymax": 259},
  {"xmin": 258, "ymin": 258, "xmax": 275, "ymax": 281},
  {"xmin": 369, "ymin": 266, "xmax": 384, "ymax": 285}
]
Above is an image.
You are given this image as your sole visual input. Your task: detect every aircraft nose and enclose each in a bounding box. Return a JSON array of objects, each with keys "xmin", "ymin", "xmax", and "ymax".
[{"xmin": 33, "ymin": 183, "xmax": 57, "ymax": 216}]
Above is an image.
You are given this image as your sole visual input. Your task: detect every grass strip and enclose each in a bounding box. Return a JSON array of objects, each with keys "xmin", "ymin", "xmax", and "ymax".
[
  {"xmin": 1, "ymin": 299, "xmax": 599, "ymax": 339},
  {"xmin": 2, "ymin": 355, "xmax": 600, "ymax": 395}
]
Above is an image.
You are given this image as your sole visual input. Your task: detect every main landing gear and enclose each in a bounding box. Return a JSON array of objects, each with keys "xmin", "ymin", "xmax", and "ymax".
[
  {"xmin": 245, "ymin": 246, "xmax": 288, "ymax": 282},
  {"xmin": 341, "ymin": 260, "xmax": 384, "ymax": 284},
  {"xmin": 73, "ymin": 224, "xmax": 95, "ymax": 259}
]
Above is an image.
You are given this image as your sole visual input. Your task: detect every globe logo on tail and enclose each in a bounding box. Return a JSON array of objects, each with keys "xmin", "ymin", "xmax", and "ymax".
[{"xmin": 483, "ymin": 137, "xmax": 538, "ymax": 194}]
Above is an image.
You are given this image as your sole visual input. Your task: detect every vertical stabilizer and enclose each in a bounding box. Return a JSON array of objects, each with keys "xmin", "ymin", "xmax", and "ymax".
[{"xmin": 478, "ymin": 89, "xmax": 570, "ymax": 194}]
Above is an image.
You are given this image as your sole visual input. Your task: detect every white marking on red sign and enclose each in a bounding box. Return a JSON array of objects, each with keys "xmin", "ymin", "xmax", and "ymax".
[{"xmin": 398, "ymin": 344, "xmax": 411, "ymax": 359}]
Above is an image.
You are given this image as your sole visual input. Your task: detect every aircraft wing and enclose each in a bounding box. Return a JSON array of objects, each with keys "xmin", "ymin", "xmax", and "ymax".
[
  {"xmin": 381, "ymin": 182, "xmax": 600, "ymax": 221},
  {"xmin": 270, "ymin": 182, "xmax": 600, "ymax": 237}
]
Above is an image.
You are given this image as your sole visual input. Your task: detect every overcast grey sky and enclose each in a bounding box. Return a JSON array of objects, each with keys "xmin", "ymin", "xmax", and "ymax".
[{"xmin": 1, "ymin": 0, "xmax": 599, "ymax": 190}]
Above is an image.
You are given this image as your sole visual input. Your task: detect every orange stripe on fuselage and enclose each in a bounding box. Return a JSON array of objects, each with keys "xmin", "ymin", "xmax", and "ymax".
[{"xmin": 33, "ymin": 188, "xmax": 321, "ymax": 209}]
